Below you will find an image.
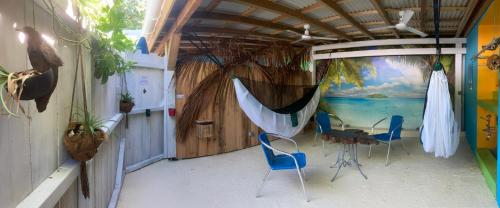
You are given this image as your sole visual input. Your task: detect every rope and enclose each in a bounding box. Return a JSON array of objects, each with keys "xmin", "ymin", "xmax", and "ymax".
[{"xmin": 68, "ymin": 46, "xmax": 80, "ymax": 123}]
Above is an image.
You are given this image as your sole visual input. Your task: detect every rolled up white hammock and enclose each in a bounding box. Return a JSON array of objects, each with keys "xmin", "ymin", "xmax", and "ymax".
[
  {"xmin": 232, "ymin": 78, "xmax": 320, "ymax": 138},
  {"xmin": 421, "ymin": 70, "xmax": 460, "ymax": 158}
]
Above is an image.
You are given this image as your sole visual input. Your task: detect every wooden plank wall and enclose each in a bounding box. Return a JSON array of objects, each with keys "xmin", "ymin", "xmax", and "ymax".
[
  {"xmin": 0, "ymin": 1, "xmax": 86, "ymax": 207},
  {"xmin": 123, "ymin": 67, "xmax": 165, "ymax": 168},
  {"xmin": 0, "ymin": 1, "xmax": 130, "ymax": 207},
  {"xmin": 175, "ymin": 64, "xmax": 311, "ymax": 159}
]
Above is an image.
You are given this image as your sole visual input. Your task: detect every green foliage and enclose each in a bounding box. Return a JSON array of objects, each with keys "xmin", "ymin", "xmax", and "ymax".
[
  {"xmin": 77, "ymin": 0, "xmax": 138, "ymax": 84},
  {"xmin": 91, "ymin": 37, "xmax": 135, "ymax": 84},
  {"xmin": 0, "ymin": 66, "xmax": 16, "ymax": 116},
  {"xmin": 120, "ymin": 92, "xmax": 134, "ymax": 103},
  {"xmin": 320, "ymin": 57, "xmax": 376, "ymax": 96},
  {"xmin": 74, "ymin": 110, "xmax": 107, "ymax": 136}
]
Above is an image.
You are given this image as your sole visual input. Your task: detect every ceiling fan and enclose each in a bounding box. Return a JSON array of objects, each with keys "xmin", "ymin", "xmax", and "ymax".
[
  {"xmin": 369, "ymin": 10, "xmax": 428, "ymax": 37},
  {"xmin": 291, "ymin": 24, "xmax": 337, "ymax": 44}
]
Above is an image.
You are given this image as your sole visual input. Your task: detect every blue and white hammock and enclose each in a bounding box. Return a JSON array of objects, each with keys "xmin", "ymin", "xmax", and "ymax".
[
  {"xmin": 232, "ymin": 77, "xmax": 320, "ymax": 138},
  {"xmin": 421, "ymin": 70, "xmax": 460, "ymax": 158}
]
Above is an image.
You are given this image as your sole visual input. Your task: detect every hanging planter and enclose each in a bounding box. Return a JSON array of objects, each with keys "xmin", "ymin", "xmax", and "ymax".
[
  {"xmin": 64, "ymin": 112, "xmax": 107, "ymax": 198},
  {"xmin": 6, "ymin": 69, "xmax": 56, "ymax": 100},
  {"xmin": 0, "ymin": 66, "xmax": 57, "ymax": 116},
  {"xmin": 119, "ymin": 92, "xmax": 135, "ymax": 113},
  {"xmin": 119, "ymin": 92, "xmax": 134, "ymax": 128}
]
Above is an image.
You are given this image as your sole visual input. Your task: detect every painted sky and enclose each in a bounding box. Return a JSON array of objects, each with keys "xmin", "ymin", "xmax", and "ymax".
[{"xmin": 328, "ymin": 57, "xmax": 427, "ymax": 98}]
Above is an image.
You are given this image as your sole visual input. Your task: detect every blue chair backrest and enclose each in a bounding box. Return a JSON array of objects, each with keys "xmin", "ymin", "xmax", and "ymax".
[
  {"xmin": 258, "ymin": 133, "xmax": 275, "ymax": 167},
  {"xmin": 316, "ymin": 111, "xmax": 331, "ymax": 134},
  {"xmin": 388, "ymin": 115, "xmax": 404, "ymax": 138}
]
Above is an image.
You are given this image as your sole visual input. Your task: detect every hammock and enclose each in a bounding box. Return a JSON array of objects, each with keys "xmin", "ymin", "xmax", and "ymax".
[
  {"xmin": 232, "ymin": 77, "xmax": 320, "ymax": 138},
  {"xmin": 420, "ymin": 0, "xmax": 459, "ymax": 158}
]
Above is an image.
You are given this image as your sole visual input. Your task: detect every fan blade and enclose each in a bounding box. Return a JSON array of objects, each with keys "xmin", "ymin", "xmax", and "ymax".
[
  {"xmin": 286, "ymin": 29, "xmax": 303, "ymax": 35},
  {"xmin": 291, "ymin": 38, "xmax": 303, "ymax": 44},
  {"xmin": 406, "ymin": 27, "xmax": 428, "ymax": 37},
  {"xmin": 401, "ymin": 10, "xmax": 415, "ymax": 25},
  {"xmin": 310, "ymin": 36, "xmax": 338, "ymax": 41},
  {"xmin": 368, "ymin": 25, "xmax": 396, "ymax": 31}
]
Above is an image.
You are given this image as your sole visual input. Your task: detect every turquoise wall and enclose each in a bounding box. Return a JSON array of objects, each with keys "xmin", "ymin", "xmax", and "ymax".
[{"xmin": 465, "ymin": 24, "xmax": 478, "ymax": 152}]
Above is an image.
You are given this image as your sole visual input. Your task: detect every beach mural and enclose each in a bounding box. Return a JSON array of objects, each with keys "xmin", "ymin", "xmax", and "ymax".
[{"xmin": 319, "ymin": 55, "xmax": 455, "ymax": 130}]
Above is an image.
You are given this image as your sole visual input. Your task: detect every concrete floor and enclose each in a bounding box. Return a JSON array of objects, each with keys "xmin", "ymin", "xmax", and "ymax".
[{"xmin": 117, "ymin": 131, "xmax": 497, "ymax": 208}]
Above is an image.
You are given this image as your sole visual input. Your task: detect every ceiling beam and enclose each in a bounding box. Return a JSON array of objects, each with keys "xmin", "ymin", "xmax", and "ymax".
[
  {"xmin": 369, "ymin": 0, "xmax": 399, "ymax": 38},
  {"xmin": 419, "ymin": 0, "xmax": 427, "ymax": 31},
  {"xmin": 319, "ymin": 0, "xmax": 375, "ymax": 39},
  {"xmin": 319, "ymin": 6, "xmax": 467, "ymax": 23},
  {"xmin": 455, "ymin": 0, "xmax": 479, "ymax": 37},
  {"xmin": 155, "ymin": 0, "xmax": 203, "ymax": 54},
  {"xmin": 234, "ymin": 0, "xmax": 352, "ymax": 40},
  {"xmin": 191, "ymin": 11, "xmax": 304, "ymax": 34},
  {"xmin": 206, "ymin": 0, "xmax": 223, "ymax": 11},
  {"xmin": 463, "ymin": 0, "xmax": 495, "ymax": 37},
  {"xmin": 182, "ymin": 26, "xmax": 295, "ymax": 42},
  {"xmin": 147, "ymin": 0, "xmax": 176, "ymax": 52}
]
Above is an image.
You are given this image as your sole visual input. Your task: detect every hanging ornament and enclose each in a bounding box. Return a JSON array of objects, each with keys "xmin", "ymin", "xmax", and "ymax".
[{"xmin": 487, "ymin": 54, "xmax": 500, "ymax": 70}]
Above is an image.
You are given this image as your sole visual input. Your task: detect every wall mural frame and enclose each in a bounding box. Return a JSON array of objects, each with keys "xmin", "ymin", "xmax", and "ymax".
[{"xmin": 310, "ymin": 38, "xmax": 467, "ymax": 130}]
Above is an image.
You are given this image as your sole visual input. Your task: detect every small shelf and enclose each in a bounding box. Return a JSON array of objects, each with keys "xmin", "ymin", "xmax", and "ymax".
[
  {"xmin": 478, "ymin": 99, "xmax": 498, "ymax": 113},
  {"xmin": 477, "ymin": 149, "xmax": 497, "ymax": 196}
]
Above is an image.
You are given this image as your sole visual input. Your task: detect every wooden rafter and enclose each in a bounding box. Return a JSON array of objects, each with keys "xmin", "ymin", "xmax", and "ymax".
[
  {"xmin": 147, "ymin": 0, "xmax": 176, "ymax": 52},
  {"xmin": 191, "ymin": 11, "xmax": 304, "ymax": 34},
  {"xmin": 206, "ymin": 0, "xmax": 223, "ymax": 11},
  {"xmin": 319, "ymin": 6, "xmax": 466, "ymax": 23},
  {"xmin": 463, "ymin": 0, "xmax": 495, "ymax": 37},
  {"xmin": 235, "ymin": 0, "xmax": 352, "ymax": 40},
  {"xmin": 419, "ymin": 0, "xmax": 427, "ymax": 32},
  {"xmin": 319, "ymin": 0, "xmax": 375, "ymax": 39},
  {"xmin": 369, "ymin": 0, "xmax": 399, "ymax": 38},
  {"xmin": 155, "ymin": 0, "xmax": 203, "ymax": 54},
  {"xmin": 182, "ymin": 26, "xmax": 295, "ymax": 42},
  {"xmin": 455, "ymin": 0, "xmax": 479, "ymax": 37}
]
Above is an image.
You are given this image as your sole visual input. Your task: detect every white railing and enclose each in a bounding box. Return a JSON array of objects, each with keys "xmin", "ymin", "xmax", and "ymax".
[{"xmin": 17, "ymin": 113, "xmax": 124, "ymax": 208}]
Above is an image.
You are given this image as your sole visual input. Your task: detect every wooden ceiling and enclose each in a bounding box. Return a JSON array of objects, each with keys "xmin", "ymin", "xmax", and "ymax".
[{"xmin": 147, "ymin": 0, "xmax": 493, "ymax": 55}]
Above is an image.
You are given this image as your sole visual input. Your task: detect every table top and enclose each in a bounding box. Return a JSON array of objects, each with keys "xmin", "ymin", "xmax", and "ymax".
[{"xmin": 326, "ymin": 129, "xmax": 379, "ymax": 145}]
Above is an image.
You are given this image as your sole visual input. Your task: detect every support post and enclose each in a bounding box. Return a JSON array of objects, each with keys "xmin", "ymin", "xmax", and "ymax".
[{"xmin": 164, "ymin": 33, "xmax": 181, "ymax": 158}]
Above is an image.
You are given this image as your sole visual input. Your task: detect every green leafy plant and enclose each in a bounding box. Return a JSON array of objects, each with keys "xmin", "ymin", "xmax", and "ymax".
[
  {"xmin": 120, "ymin": 92, "xmax": 134, "ymax": 103},
  {"xmin": 77, "ymin": 0, "xmax": 137, "ymax": 84},
  {"xmin": 73, "ymin": 110, "xmax": 108, "ymax": 136},
  {"xmin": 0, "ymin": 66, "xmax": 16, "ymax": 116}
]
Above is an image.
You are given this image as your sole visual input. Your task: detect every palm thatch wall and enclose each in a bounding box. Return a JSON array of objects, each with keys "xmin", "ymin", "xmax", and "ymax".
[{"xmin": 174, "ymin": 40, "xmax": 312, "ymax": 158}]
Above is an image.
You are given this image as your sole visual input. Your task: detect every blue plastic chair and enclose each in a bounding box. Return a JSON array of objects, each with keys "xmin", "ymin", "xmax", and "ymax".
[
  {"xmin": 257, "ymin": 133, "xmax": 309, "ymax": 202},
  {"xmin": 314, "ymin": 111, "xmax": 344, "ymax": 157},
  {"xmin": 369, "ymin": 115, "xmax": 409, "ymax": 166}
]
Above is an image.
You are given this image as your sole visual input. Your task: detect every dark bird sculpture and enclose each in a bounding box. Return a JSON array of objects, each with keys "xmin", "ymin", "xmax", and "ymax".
[{"xmin": 17, "ymin": 26, "xmax": 63, "ymax": 112}]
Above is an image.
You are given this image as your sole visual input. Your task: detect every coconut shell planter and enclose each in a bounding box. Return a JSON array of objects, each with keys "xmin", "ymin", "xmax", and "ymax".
[
  {"xmin": 64, "ymin": 122, "xmax": 107, "ymax": 198},
  {"xmin": 119, "ymin": 101, "xmax": 134, "ymax": 113}
]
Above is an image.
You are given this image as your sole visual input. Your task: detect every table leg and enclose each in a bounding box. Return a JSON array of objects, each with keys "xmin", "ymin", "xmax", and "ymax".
[
  {"xmin": 330, "ymin": 144, "xmax": 342, "ymax": 168},
  {"xmin": 353, "ymin": 144, "xmax": 368, "ymax": 180},
  {"xmin": 331, "ymin": 144, "xmax": 346, "ymax": 182}
]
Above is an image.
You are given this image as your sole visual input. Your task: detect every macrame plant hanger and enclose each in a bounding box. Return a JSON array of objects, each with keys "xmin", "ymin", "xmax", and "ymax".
[{"xmin": 68, "ymin": 45, "xmax": 91, "ymax": 198}]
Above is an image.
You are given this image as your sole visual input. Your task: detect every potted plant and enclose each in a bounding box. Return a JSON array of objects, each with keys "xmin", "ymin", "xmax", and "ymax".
[
  {"xmin": 119, "ymin": 92, "xmax": 135, "ymax": 113},
  {"xmin": 64, "ymin": 110, "xmax": 108, "ymax": 198},
  {"xmin": 0, "ymin": 66, "xmax": 57, "ymax": 116}
]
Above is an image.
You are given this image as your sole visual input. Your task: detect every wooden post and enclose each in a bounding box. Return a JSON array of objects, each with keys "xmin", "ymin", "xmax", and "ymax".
[{"xmin": 164, "ymin": 33, "xmax": 181, "ymax": 159}]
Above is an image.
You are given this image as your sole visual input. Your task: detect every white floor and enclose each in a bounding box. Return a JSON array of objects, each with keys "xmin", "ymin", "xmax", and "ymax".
[{"xmin": 117, "ymin": 131, "xmax": 497, "ymax": 208}]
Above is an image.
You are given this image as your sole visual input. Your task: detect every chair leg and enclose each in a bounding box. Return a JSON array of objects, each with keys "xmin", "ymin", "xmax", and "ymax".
[
  {"xmin": 313, "ymin": 132, "xmax": 318, "ymax": 146},
  {"xmin": 322, "ymin": 140, "xmax": 327, "ymax": 157},
  {"xmin": 368, "ymin": 144, "xmax": 372, "ymax": 159},
  {"xmin": 295, "ymin": 167, "xmax": 309, "ymax": 202},
  {"xmin": 401, "ymin": 139, "xmax": 410, "ymax": 155},
  {"xmin": 385, "ymin": 141, "xmax": 392, "ymax": 166},
  {"xmin": 301, "ymin": 168, "xmax": 307, "ymax": 181},
  {"xmin": 256, "ymin": 169, "xmax": 272, "ymax": 197}
]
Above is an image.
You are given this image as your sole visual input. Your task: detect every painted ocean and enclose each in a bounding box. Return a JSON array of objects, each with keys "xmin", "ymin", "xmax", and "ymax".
[{"xmin": 324, "ymin": 97, "xmax": 424, "ymax": 130}]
